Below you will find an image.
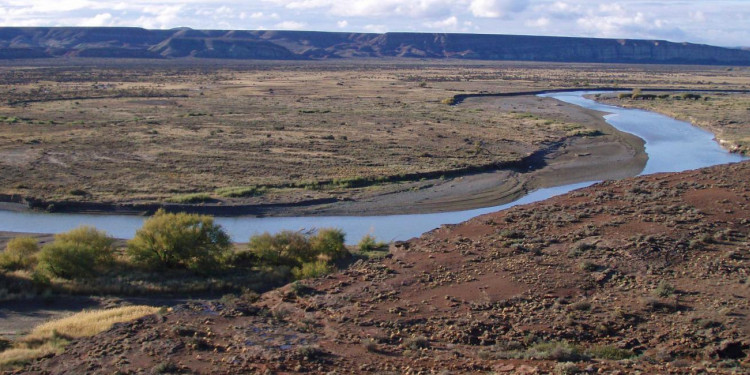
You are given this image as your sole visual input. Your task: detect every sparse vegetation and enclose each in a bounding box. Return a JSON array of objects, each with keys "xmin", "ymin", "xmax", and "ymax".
[
  {"xmin": 215, "ymin": 186, "xmax": 267, "ymax": 198},
  {"xmin": 7, "ymin": 61, "xmax": 745, "ymax": 207},
  {"xmin": 292, "ymin": 260, "xmax": 335, "ymax": 280},
  {"xmin": 586, "ymin": 345, "xmax": 636, "ymax": 360},
  {"xmin": 357, "ymin": 234, "xmax": 388, "ymax": 252},
  {"xmin": 165, "ymin": 193, "xmax": 213, "ymax": 204}
]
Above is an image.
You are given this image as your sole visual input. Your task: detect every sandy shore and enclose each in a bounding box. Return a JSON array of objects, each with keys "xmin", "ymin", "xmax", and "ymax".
[{"xmin": 0, "ymin": 92, "xmax": 647, "ymax": 218}]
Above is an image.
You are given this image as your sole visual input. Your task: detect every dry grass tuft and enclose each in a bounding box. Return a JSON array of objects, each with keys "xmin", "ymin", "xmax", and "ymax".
[
  {"xmin": 0, "ymin": 305, "xmax": 159, "ymax": 369},
  {"xmin": 28, "ymin": 305, "xmax": 159, "ymax": 340}
]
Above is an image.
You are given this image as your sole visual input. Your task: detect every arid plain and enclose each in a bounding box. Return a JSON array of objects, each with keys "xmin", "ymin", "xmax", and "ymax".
[
  {"xmin": 0, "ymin": 60, "xmax": 748, "ymax": 215},
  {"xmin": 1, "ymin": 59, "xmax": 750, "ymax": 374}
]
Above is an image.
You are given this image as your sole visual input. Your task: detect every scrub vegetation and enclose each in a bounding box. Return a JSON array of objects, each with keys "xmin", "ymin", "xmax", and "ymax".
[{"xmin": 0, "ymin": 212, "xmax": 380, "ymax": 300}]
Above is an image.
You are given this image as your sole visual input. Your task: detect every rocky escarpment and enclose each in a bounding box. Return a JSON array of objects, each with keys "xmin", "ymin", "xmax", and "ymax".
[{"xmin": 0, "ymin": 27, "xmax": 749, "ymax": 65}]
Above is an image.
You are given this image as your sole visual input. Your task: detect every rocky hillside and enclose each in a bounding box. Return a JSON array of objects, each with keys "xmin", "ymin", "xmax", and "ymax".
[
  {"xmin": 19, "ymin": 161, "xmax": 750, "ymax": 374},
  {"xmin": 1, "ymin": 27, "xmax": 749, "ymax": 65}
]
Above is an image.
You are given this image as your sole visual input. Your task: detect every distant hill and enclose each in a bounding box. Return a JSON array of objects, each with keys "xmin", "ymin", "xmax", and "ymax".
[{"xmin": 1, "ymin": 27, "xmax": 749, "ymax": 65}]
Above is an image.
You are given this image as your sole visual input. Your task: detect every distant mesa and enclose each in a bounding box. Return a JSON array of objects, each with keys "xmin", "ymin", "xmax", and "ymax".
[{"xmin": 0, "ymin": 27, "xmax": 748, "ymax": 65}]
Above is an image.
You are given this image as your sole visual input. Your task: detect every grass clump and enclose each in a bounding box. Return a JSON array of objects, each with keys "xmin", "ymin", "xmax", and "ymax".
[
  {"xmin": 292, "ymin": 260, "xmax": 334, "ymax": 280},
  {"xmin": 527, "ymin": 341, "xmax": 586, "ymax": 361},
  {"xmin": 0, "ymin": 237, "xmax": 39, "ymax": 271},
  {"xmin": 554, "ymin": 362, "xmax": 581, "ymax": 375},
  {"xmin": 0, "ymin": 334, "xmax": 69, "ymax": 370},
  {"xmin": 653, "ymin": 280, "xmax": 675, "ymax": 298},
  {"xmin": 127, "ymin": 209, "xmax": 231, "ymax": 273},
  {"xmin": 215, "ymin": 186, "xmax": 267, "ymax": 198},
  {"xmin": 28, "ymin": 306, "xmax": 159, "ymax": 340},
  {"xmin": 36, "ymin": 226, "xmax": 115, "ymax": 279},
  {"xmin": 165, "ymin": 193, "xmax": 212, "ymax": 204},
  {"xmin": 586, "ymin": 345, "xmax": 636, "ymax": 360},
  {"xmin": 0, "ymin": 305, "xmax": 158, "ymax": 370},
  {"xmin": 404, "ymin": 336, "xmax": 430, "ymax": 350},
  {"xmin": 357, "ymin": 234, "xmax": 387, "ymax": 252}
]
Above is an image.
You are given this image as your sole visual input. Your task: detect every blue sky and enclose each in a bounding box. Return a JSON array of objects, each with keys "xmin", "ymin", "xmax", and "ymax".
[{"xmin": 1, "ymin": 0, "xmax": 748, "ymax": 47}]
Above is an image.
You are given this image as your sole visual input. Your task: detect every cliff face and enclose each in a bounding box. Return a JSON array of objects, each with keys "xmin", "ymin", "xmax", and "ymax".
[{"xmin": 0, "ymin": 27, "xmax": 748, "ymax": 65}]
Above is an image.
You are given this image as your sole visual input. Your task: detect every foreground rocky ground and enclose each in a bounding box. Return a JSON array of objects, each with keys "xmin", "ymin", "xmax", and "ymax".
[{"xmin": 18, "ymin": 161, "xmax": 750, "ymax": 374}]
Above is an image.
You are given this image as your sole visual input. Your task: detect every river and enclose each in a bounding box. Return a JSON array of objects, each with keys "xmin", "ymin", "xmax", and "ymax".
[{"xmin": 0, "ymin": 91, "xmax": 746, "ymax": 243}]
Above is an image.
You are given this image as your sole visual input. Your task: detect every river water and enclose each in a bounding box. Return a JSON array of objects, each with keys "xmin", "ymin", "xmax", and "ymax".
[{"xmin": 0, "ymin": 91, "xmax": 746, "ymax": 243}]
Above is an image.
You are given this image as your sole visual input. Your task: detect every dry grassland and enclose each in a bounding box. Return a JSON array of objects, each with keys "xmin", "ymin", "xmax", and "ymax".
[{"xmin": 0, "ymin": 60, "xmax": 748, "ymax": 206}]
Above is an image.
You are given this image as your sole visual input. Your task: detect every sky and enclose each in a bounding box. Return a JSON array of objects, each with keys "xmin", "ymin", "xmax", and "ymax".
[{"xmin": 0, "ymin": 0, "xmax": 748, "ymax": 47}]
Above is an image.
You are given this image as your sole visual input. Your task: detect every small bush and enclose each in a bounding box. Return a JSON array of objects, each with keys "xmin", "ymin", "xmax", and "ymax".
[
  {"xmin": 358, "ymin": 234, "xmax": 387, "ymax": 252},
  {"xmin": 310, "ymin": 228, "xmax": 348, "ymax": 261},
  {"xmin": 404, "ymin": 336, "xmax": 430, "ymax": 350},
  {"xmin": 152, "ymin": 361, "xmax": 179, "ymax": 374},
  {"xmin": 653, "ymin": 280, "xmax": 675, "ymax": 298},
  {"xmin": 579, "ymin": 261, "xmax": 597, "ymax": 272},
  {"xmin": 527, "ymin": 341, "xmax": 585, "ymax": 361},
  {"xmin": 642, "ymin": 297, "xmax": 674, "ymax": 312},
  {"xmin": 441, "ymin": 97, "xmax": 456, "ymax": 105},
  {"xmin": 0, "ymin": 237, "xmax": 39, "ymax": 271},
  {"xmin": 127, "ymin": 209, "xmax": 231, "ymax": 273},
  {"xmin": 296, "ymin": 345, "xmax": 325, "ymax": 360},
  {"xmin": 554, "ymin": 362, "xmax": 581, "ymax": 375},
  {"xmin": 36, "ymin": 227, "xmax": 114, "ymax": 279},
  {"xmin": 570, "ymin": 301, "xmax": 592, "ymax": 311},
  {"xmin": 249, "ymin": 228, "xmax": 348, "ymax": 267},
  {"xmin": 292, "ymin": 260, "xmax": 334, "ymax": 280},
  {"xmin": 568, "ymin": 242, "xmax": 595, "ymax": 258},
  {"xmin": 249, "ymin": 230, "xmax": 312, "ymax": 266}
]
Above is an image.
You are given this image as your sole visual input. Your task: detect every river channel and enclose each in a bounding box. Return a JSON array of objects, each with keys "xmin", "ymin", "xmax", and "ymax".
[{"xmin": 0, "ymin": 91, "xmax": 746, "ymax": 243}]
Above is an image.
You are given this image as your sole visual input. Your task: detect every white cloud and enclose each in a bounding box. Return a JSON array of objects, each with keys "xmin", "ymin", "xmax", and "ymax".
[
  {"xmin": 79, "ymin": 12, "xmax": 113, "ymax": 26},
  {"xmin": 525, "ymin": 17, "xmax": 549, "ymax": 28},
  {"xmin": 364, "ymin": 24, "xmax": 388, "ymax": 33},
  {"xmin": 266, "ymin": 0, "xmax": 455, "ymax": 18},
  {"xmin": 424, "ymin": 16, "xmax": 458, "ymax": 29},
  {"xmin": 132, "ymin": 5, "xmax": 183, "ymax": 29},
  {"xmin": 337, "ymin": 20, "xmax": 348, "ymax": 28},
  {"xmin": 538, "ymin": 1, "xmax": 583, "ymax": 19},
  {"xmin": 690, "ymin": 11, "xmax": 706, "ymax": 23},
  {"xmin": 576, "ymin": 10, "xmax": 685, "ymax": 41},
  {"xmin": 275, "ymin": 20, "xmax": 306, "ymax": 29},
  {"xmin": 469, "ymin": 0, "xmax": 528, "ymax": 18}
]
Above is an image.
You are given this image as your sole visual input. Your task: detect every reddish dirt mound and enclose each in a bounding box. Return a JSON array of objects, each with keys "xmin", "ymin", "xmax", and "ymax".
[{"xmin": 19, "ymin": 161, "xmax": 750, "ymax": 374}]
